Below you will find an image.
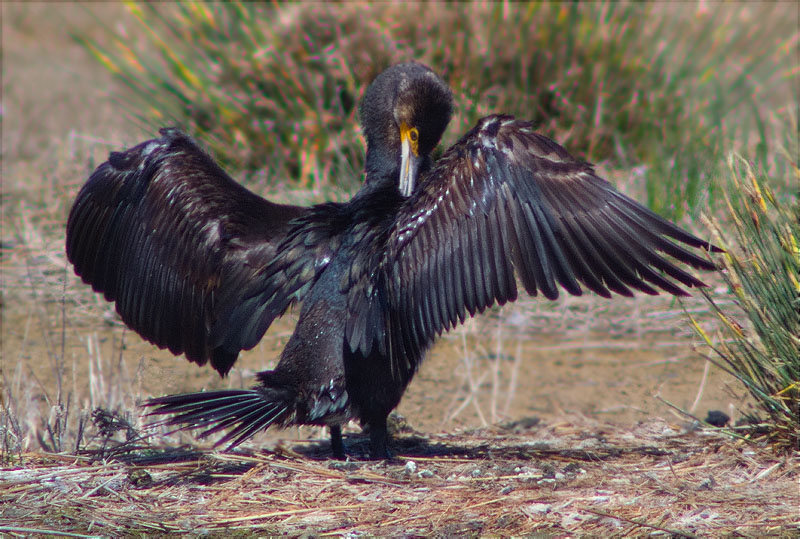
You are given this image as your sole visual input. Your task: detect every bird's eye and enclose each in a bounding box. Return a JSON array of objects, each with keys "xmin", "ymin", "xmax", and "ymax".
[{"xmin": 401, "ymin": 124, "xmax": 420, "ymax": 156}]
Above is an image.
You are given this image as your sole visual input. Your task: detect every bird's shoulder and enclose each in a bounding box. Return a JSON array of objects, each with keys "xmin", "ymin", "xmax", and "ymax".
[{"xmin": 435, "ymin": 114, "xmax": 591, "ymax": 178}]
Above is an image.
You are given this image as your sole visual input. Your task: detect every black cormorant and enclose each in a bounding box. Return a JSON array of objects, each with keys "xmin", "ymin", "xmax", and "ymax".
[{"xmin": 66, "ymin": 62, "xmax": 720, "ymax": 458}]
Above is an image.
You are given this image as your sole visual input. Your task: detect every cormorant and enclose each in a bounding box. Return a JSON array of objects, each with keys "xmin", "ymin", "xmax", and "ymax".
[{"xmin": 66, "ymin": 62, "xmax": 720, "ymax": 458}]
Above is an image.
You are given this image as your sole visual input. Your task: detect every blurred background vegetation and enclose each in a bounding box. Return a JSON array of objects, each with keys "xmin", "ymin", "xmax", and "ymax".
[{"xmin": 77, "ymin": 1, "xmax": 797, "ymax": 220}]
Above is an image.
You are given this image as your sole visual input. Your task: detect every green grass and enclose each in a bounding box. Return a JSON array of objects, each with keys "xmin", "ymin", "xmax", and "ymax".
[
  {"xmin": 689, "ymin": 114, "xmax": 799, "ymax": 451},
  {"xmin": 75, "ymin": 2, "xmax": 796, "ymax": 220}
]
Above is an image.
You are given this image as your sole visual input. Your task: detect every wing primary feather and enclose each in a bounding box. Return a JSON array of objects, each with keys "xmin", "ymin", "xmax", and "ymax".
[
  {"xmin": 66, "ymin": 197, "xmax": 101, "ymax": 278},
  {"xmin": 512, "ymin": 164, "xmax": 585, "ymax": 298},
  {"xmin": 469, "ymin": 215, "xmax": 489, "ymax": 312},
  {"xmin": 529, "ymin": 200, "xmax": 582, "ymax": 297},
  {"xmin": 348, "ymin": 292, "xmax": 369, "ymax": 356},
  {"xmin": 601, "ymin": 209, "xmax": 701, "ymax": 294},
  {"xmin": 117, "ymin": 218, "xmax": 142, "ymax": 329},
  {"xmin": 543, "ymin": 178, "xmax": 644, "ymax": 296},
  {"xmin": 413, "ymin": 243, "xmax": 431, "ymax": 345},
  {"xmin": 422, "ymin": 225, "xmax": 441, "ymax": 335},
  {"xmin": 607, "ymin": 199, "xmax": 717, "ymax": 271},
  {"xmin": 450, "ymin": 224, "xmax": 468, "ymax": 324},
  {"xmin": 485, "ymin": 152, "xmax": 519, "ymax": 305},
  {"xmin": 489, "ymin": 200, "xmax": 516, "ymax": 304},
  {"xmin": 374, "ymin": 287, "xmax": 388, "ymax": 356},
  {"xmin": 472, "ymin": 203, "xmax": 494, "ymax": 312},
  {"xmin": 395, "ymin": 300, "xmax": 414, "ymax": 377},
  {"xmin": 507, "ymin": 198, "xmax": 542, "ymax": 296},
  {"xmin": 557, "ymin": 215, "xmax": 616, "ymax": 297},
  {"xmin": 436, "ymin": 212, "xmax": 457, "ymax": 332},
  {"xmin": 404, "ymin": 251, "xmax": 425, "ymax": 354},
  {"xmin": 459, "ymin": 220, "xmax": 479, "ymax": 316},
  {"xmin": 439, "ymin": 221, "xmax": 457, "ymax": 330},
  {"xmin": 610, "ymin": 191, "xmax": 720, "ymax": 252},
  {"xmin": 520, "ymin": 201, "xmax": 560, "ymax": 299},
  {"xmin": 143, "ymin": 240, "xmax": 162, "ymax": 343},
  {"xmin": 390, "ymin": 265, "xmax": 411, "ymax": 364},
  {"xmin": 549, "ymin": 175, "xmax": 703, "ymax": 295},
  {"xmin": 481, "ymin": 151, "xmax": 511, "ymax": 303},
  {"xmin": 577, "ymin": 210, "xmax": 661, "ymax": 295},
  {"xmin": 474, "ymin": 208, "xmax": 496, "ymax": 308},
  {"xmin": 178, "ymin": 277, "xmax": 200, "ymax": 360},
  {"xmin": 98, "ymin": 202, "xmax": 129, "ymax": 297},
  {"xmin": 530, "ymin": 178, "xmax": 619, "ymax": 297},
  {"xmin": 432, "ymin": 224, "xmax": 450, "ymax": 333},
  {"xmin": 508, "ymin": 155, "xmax": 563, "ymax": 297},
  {"xmin": 500, "ymin": 188, "xmax": 538, "ymax": 296}
]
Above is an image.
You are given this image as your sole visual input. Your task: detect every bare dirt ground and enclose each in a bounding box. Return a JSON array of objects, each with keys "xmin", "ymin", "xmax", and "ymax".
[{"xmin": 2, "ymin": 3, "xmax": 798, "ymax": 537}]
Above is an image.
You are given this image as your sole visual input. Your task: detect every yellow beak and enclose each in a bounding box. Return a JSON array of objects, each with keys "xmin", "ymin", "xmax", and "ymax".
[{"xmin": 399, "ymin": 125, "xmax": 421, "ymax": 197}]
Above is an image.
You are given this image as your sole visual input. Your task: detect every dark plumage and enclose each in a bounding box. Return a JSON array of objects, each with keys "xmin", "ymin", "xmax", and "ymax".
[{"xmin": 66, "ymin": 62, "xmax": 720, "ymax": 458}]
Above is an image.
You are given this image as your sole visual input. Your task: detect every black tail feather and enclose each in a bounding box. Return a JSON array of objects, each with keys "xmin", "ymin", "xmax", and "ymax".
[{"xmin": 144, "ymin": 388, "xmax": 294, "ymax": 449}]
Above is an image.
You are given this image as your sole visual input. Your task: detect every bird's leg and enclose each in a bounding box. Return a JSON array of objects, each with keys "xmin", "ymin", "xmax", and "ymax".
[
  {"xmin": 330, "ymin": 424, "xmax": 345, "ymax": 459},
  {"xmin": 368, "ymin": 415, "xmax": 392, "ymax": 459}
]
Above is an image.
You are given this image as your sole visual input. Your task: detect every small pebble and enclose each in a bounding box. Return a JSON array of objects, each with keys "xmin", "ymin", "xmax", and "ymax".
[
  {"xmin": 705, "ymin": 410, "xmax": 730, "ymax": 427},
  {"xmin": 329, "ymin": 461, "xmax": 359, "ymax": 471},
  {"xmin": 698, "ymin": 476, "xmax": 715, "ymax": 490},
  {"xmin": 525, "ymin": 503, "xmax": 551, "ymax": 515}
]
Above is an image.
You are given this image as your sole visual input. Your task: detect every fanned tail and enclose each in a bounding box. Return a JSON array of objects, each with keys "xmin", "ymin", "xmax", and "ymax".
[{"xmin": 144, "ymin": 388, "xmax": 294, "ymax": 449}]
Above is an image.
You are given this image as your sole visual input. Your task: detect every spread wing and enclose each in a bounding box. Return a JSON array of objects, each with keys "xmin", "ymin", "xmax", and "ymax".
[
  {"xmin": 66, "ymin": 128, "xmax": 314, "ymax": 376},
  {"xmin": 374, "ymin": 114, "xmax": 720, "ymax": 373}
]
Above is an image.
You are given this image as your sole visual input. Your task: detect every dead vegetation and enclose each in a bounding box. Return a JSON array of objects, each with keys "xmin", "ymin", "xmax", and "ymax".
[{"xmin": 2, "ymin": 418, "xmax": 797, "ymax": 537}]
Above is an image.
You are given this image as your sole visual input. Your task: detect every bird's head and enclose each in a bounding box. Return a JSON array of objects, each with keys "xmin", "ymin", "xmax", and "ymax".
[{"xmin": 359, "ymin": 62, "xmax": 453, "ymax": 196}]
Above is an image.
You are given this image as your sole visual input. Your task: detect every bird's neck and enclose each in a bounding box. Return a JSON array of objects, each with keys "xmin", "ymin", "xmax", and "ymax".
[
  {"xmin": 351, "ymin": 172, "xmax": 403, "ymax": 207},
  {"xmin": 363, "ymin": 143, "xmax": 400, "ymax": 187},
  {"xmin": 363, "ymin": 143, "xmax": 433, "ymax": 196}
]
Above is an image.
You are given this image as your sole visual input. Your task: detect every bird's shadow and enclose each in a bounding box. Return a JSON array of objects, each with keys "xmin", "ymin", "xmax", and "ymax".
[
  {"xmin": 292, "ymin": 432, "xmax": 483, "ymax": 461},
  {"xmin": 89, "ymin": 418, "xmax": 672, "ymax": 488}
]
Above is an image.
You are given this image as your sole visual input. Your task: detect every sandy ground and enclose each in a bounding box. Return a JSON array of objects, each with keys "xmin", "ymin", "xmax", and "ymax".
[{"xmin": 2, "ymin": 3, "xmax": 797, "ymax": 536}]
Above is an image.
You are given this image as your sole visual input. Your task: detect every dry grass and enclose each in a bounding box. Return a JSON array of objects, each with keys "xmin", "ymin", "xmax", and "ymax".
[{"xmin": 2, "ymin": 419, "xmax": 797, "ymax": 536}]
